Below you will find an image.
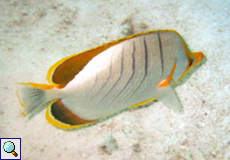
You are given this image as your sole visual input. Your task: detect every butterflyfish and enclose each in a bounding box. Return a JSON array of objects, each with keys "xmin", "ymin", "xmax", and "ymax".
[{"xmin": 16, "ymin": 29, "xmax": 205, "ymax": 130}]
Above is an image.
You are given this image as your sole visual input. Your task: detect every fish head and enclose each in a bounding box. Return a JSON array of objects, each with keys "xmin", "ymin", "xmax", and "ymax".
[{"xmin": 168, "ymin": 51, "xmax": 205, "ymax": 86}]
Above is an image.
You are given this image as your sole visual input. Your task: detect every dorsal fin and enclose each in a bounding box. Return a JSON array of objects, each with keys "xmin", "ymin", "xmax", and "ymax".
[
  {"xmin": 46, "ymin": 29, "xmax": 179, "ymax": 88},
  {"xmin": 46, "ymin": 99, "xmax": 97, "ymax": 129}
]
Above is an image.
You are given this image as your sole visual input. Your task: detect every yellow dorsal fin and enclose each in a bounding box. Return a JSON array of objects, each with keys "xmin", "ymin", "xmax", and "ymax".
[{"xmin": 47, "ymin": 29, "xmax": 178, "ymax": 88}]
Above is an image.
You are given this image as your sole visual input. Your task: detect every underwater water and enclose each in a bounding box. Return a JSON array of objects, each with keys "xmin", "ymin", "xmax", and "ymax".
[{"xmin": 0, "ymin": 0, "xmax": 229, "ymax": 159}]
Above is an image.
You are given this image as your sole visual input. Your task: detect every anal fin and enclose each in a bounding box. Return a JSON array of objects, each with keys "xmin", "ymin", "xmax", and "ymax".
[{"xmin": 46, "ymin": 99, "xmax": 98, "ymax": 129}]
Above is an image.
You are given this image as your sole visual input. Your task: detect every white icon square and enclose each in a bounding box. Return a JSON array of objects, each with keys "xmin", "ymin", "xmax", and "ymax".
[{"xmin": 0, "ymin": 138, "xmax": 21, "ymax": 160}]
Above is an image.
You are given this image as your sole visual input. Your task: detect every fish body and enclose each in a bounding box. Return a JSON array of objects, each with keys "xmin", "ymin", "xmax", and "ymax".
[{"xmin": 17, "ymin": 30, "xmax": 205, "ymax": 129}]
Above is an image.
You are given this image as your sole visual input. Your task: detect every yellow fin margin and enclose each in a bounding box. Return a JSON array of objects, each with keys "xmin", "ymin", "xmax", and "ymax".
[
  {"xmin": 45, "ymin": 100, "xmax": 96, "ymax": 130},
  {"xmin": 129, "ymin": 96, "xmax": 159, "ymax": 109}
]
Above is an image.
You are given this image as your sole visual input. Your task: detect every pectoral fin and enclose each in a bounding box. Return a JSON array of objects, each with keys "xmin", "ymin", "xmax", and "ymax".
[{"xmin": 159, "ymin": 86, "xmax": 184, "ymax": 114}]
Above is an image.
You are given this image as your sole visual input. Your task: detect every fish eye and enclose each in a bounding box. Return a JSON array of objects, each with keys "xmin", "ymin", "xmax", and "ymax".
[{"xmin": 187, "ymin": 59, "xmax": 193, "ymax": 68}]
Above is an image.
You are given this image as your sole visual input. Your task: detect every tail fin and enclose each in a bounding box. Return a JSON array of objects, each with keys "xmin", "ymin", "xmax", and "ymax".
[{"xmin": 16, "ymin": 83, "xmax": 55, "ymax": 118}]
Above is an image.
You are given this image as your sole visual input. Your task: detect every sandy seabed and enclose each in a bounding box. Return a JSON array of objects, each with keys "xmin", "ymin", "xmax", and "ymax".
[{"xmin": 0, "ymin": 0, "xmax": 229, "ymax": 159}]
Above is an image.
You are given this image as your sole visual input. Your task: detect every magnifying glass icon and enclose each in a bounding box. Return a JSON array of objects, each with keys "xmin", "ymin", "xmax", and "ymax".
[{"xmin": 3, "ymin": 141, "xmax": 18, "ymax": 157}]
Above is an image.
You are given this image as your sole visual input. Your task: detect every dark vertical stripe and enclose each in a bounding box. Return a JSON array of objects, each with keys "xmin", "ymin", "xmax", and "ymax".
[
  {"xmin": 97, "ymin": 45, "xmax": 125, "ymax": 107},
  {"xmin": 87, "ymin": 74, "xmax": 98, "ymax": 94},
  {"xmin": 157, "ymin": 32, "xmax": 164, "ymax": 74},
  {"xmin": 143, "ymin": 37, "xmax": 148, "ymax": 76},
  {"xmin": 88, "ymin": 50, "xmax": 114, "ymax": 103},
  {"xmin": 123, "ymin": 37, "xmax": 148, "ymax": 101},
  {"xmin": 107, "ymin": 41, "xmax": 136, "ymax": 105}
]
